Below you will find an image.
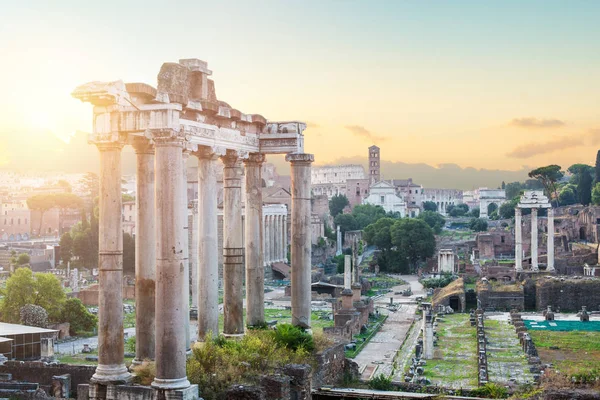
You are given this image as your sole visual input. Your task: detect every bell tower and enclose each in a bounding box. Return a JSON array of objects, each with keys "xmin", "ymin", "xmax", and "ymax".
[{"xmin": 368, "ymin": 145, "xmax": 380, "ymax": 184}]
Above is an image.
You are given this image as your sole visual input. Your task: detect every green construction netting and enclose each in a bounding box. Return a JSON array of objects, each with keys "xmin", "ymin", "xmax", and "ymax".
[{"xmin": 525, "ymin": 320, "xmax": 600, "ymax": 332}]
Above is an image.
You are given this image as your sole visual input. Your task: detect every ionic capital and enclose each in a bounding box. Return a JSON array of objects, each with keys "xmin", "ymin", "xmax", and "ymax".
[
  {"xmin": 193, "ymin": 145, "xmax": 226, "ymax": 160},
  {"xmin": 131, "ymin": 137, "xmax": 155, "ymax": 155},
  {"xmin": 244, "ymin": 153, "xmax": 266, "ymax": 166},
  {"xmin": 146, "ymin": 128, "xmax": 186, "ymax": 147},
  {"xmin": 285, "ymin": 153, "xmax": 314, "ymax": 164}
]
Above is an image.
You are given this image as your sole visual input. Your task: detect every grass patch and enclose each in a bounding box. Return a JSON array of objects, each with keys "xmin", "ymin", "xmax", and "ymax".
[{"xmin": 345, "ymin": 314, "xmax": 387, "ymax": 358}]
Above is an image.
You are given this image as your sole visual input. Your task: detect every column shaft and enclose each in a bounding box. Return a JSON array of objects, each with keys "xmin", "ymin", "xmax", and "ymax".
[
  {"xmin": 283, "ymin": 215, "xmax": 288, "ymax": 263},
  {"xmin": 92, "ymin": 143, "xmax": 131, "ymax": 384},
  {"xmin": 515, "ymin": 208, "xmax": 522, "ymax": 272},
  {"xmin": 181, "ymin": 152, "xmax": 190, "ymax": 351},
  {"xmin": 244, "ymin": 154, "xmax": 265, "ymax": 327},
  {"xmin": 274, "ymin": 215, "xmax": 280, "ymax": 262},
  {"xmin": 287, "ymin": 153, "xmax": 314, "ymax": 329},
  {"xmin": 196, "ymin": 149, "xmax": 219, "ymax": 339},
  {"xmin": 547, "ymin": 208, "xmax": 555, "ymax": 271},
  {"xmin": 265, "ymin": 215, "xmax": 271, "ymax": 265},
  {"xmin": 221, "ymin": 152, "xmax": 244, "ymax": 335},
  {"xmin": 133, "ymin": 141, "xmax": 155, "ymax": 365},
  {"xmin": 531, "ymin": 208, "xmax": 539, "ymax": 271},
  {"xmin": 152, "ymin": 137, "xmax": 189, "ymax": 389}
]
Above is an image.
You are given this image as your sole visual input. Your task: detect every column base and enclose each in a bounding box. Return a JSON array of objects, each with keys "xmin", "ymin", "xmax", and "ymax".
[
  {"xmin": 91, "ymin": 364, "xmax": 133, "ymax": 385},
  {"xmin": 151, "ymin": 377, "xmax": 191, "ymax": 390},
  {"xmin": 222, "ymin": 332, "xmax": 245, "ymax": 339}
]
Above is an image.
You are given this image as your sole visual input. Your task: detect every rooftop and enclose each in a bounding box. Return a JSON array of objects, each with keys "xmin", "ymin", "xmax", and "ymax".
[{"xmin": 0, "ymin": 322, "xmax": 58, "ymax": 336}]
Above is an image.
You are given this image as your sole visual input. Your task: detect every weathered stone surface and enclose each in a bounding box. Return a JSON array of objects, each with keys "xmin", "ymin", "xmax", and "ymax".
[{"xmin": 225, "ymin": 385, "xmax": 265, "ymax": 400}]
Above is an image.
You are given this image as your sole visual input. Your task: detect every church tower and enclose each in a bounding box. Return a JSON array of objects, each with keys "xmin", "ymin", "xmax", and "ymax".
[{"xmin": 368, "ymin": 145, "xmax": 380, "ymax": 184}]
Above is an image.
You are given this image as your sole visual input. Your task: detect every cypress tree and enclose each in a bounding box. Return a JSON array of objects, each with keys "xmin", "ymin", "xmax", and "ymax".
[{"xmin": 595, "ymin": 150, "xmax": 600, "ymax": 184}]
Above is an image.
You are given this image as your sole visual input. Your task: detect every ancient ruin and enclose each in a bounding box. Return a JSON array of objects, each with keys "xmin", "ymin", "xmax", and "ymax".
[
  {"xmin": 515, "ymin": 191, "xmax": 554, "ymax": 272},
  {"xmin": 71, "ymin": 58, "xmax": 314, "ymax": 398}
]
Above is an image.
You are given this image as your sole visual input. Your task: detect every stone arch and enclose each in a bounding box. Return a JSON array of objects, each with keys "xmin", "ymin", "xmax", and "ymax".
[
  {"xmin": 580, "ymin": 227, "xmax": 587, "ymax": 241},
  {"xmin": 487, "ymin": 202, "xmax": 498, "ymax": 216}
]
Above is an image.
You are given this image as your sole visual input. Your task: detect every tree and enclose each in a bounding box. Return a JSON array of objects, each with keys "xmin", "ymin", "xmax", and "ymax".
[
  {"xmin": 351, "ymin": 204, "xmax": 387, "ymax": 229},
  {"xmin": 417, "ymin": 211, "xmax": 445, "ymax": 234},
  {"xmin": 122, "ymin": 193, "xmax": 135, "ymax": 202},
  {"xmin": 59, "ymin": 232, "xmax": 73, "ymax": 265},
  {"xmin": 448, "ymin": 203, "xmax": 469, "ymax": 217},
  {"xmin": 80, "ymin": 172, "xmax": 99, "ymax": 200},
  {"xmin": 26, "ymin": 194, "xmax": 55, "ymax": 237},
  {"xmin": 422, "ymin": 201, "xmax": 438, "ymax": 212},
  {"xmin": 20, "ymin": 304, "xmax": 48, "ymax": 328},
  {"xmin": 54, "ymin": 193, "xmax": 84, "ymax": 233},
  {"xmin": 334, "ymin": 213, "xmax": 357, "ymax": 236},
  {"xmin": 528, "ymin": 165, "xmax": 564, "ymax": 206},
  {"xmin": 62, "ymin": 298, "xmax": 97, "ymax": 335},
  {"xmin": 592, "ymin": 183, "xmax": 600, "ymax": 205},
  {"xmin": 390, "ymin": 218, "xmax": 436, "ymax": 272},
  {"xmin": 501, "ymin": 181, "xmax": 506, "ymax": 189},
  {"xmin": 498, "ymin": 197, "xmax": 519, "ymax": 220},
  {"xmin": 11, "ymin": 252, "xmax": 30, "ymax": 268},
  {"xmin": 468, "ymin": 207, "xmax": 480, "ymax": 218},
  {"xmin": 595, "ymin": 150, "xmax": 600, "ymax": 184},
  {"xmin": 469, "ymin": 218, "xmax": 488, "ymax": 232},
  {"xmin": 56, "ymin": 180, "xmax": 72, "ymax": 192},
  {"xmin": 558, "ymin": 185, "xmax": 577, "ymax": 206},
  {"xmin": 578, "ymin": 169, "xmax": 593, "ymax": 205},
  {"xmin": 363, "ymin": 218, "xmax": 405, "ymax": 273},
  {"xmin": 0, "ymin": 268, "xmax": 65, "ymax": 323},
  {"xmin": 123, "ymin": 232, "xmax": 136, "ymax": 276},
  {"xmin": 328, "ymin": 194, "xmax": 349, "ymax": 218}
]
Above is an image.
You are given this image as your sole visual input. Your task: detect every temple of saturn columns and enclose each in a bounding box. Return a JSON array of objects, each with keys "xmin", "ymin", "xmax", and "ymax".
[
  {"xmin": 515, "ymin": 190, "xmax": 555, "ymax": 272},
  {"xmin": 72, "ymin": 58, "xmax": 313, "ymax": 397}
]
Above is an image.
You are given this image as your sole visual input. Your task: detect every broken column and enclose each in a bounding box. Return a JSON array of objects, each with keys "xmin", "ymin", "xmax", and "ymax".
[
  {"xmin": 547, "ymin": 207, "xmax": 555, "ymax": 271},
  {"xmin": 132, "ymin": 138, "xmax": 156, "ymax": 365},
  {"xmin": 515, "ymin": 207, "xmax": 523, "ymax": 272},
  {"xmin": 152, "ymin": 131, "xmax": 190, "ymax": 390},
  {"xmin": 244, "ymin": 153, "xmax": 265, "ymax": 327},
  {"xmin": 286, "ymin": 153, "xmax": 314, "ymax": 329},
  {"xmin": 91, "ymin": 141, "xmax": 131, "ymax": 385},
  {"xmin": 336, "ymin": 225, "xmax": 342, "ymax": 256},
  {"xmin": 342, "ymin": 255, "xmax": 354, "ymax": 310},
  {"xmin": 221, "ymin": 151, "xmax": 244, "ymax": 336},
  {"xmin": 196, "ymin": 147, "xmax": 220, "ymax": 339},
  {"xmin": 531, "ymin": 208, "xmax": 539, "ymax": 271},
  {"xmin": 351, "ymin": 240, "xmax": 361, "ymax": 302},
  {"xmin": 422, "ymin": 302, "xmax": 434, "ymax": 360}
]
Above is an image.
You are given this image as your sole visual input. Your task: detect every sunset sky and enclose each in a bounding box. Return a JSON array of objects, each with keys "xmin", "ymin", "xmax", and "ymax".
[{"xmin": 1, "ymin": 1, "xmax": 599, "ymax": 188}]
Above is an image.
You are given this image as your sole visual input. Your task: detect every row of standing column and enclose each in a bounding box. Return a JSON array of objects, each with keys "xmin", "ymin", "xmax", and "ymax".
[
  {"xmin": 263, "ymin": 214, "xmax": 288, "ymax": 266},
  {"xmin": 515, "ymin": 207, "xmax": 555, "ymax": 272},
  {"xmin": 91, "ymin": 135, "xmax": 314, "ymax": 392}
]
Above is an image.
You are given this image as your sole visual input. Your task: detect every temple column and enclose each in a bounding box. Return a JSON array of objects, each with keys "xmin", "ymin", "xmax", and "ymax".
[
  {"xmin": 274, "ymin": 215, "xmax": 280, "ymax": 262},
  {"xmin": 221, "ymin": 151, "xmax": 244, "ymax": 336},
  {"xmin": 190, "ymin": 201, "xmax": 198, "ymax": 312},
  {"xmin": 244, "ymin": 153, "xmax": 265, "ymax": 327},
  {"xmin": 286, "ymin": 153, "xmax": 314, "ymax": 329},
  {"xmin": 265, "ymin": 215, "xmax": 271, "ymax": 266},
  {"xmin": 152, "ymin": 132, "xmax": 190, "ymax": 390},
  {"xmin": 547, "ymin": 208, "xmax": 555, "ymax": 271},
  {"xmin": 515, "ymin": 208, "xmax": 523, "ymax": 272},
  {"xmin": 283, "ymin": 214, "xmax": 288, "ymax": 263},
  {"xmin": 91, "ymin": 141, "xmax": 132, "ymax": 384},
  {"xmin": 132, "ymin": 138, "xmax": 156, "ymax": 366},
  {"xmin": 280, "ymin": 215, "xmax": 286, "ymax": 261},
  {"xmin": 196, "ymin": 147, "xmax": 220, "ymax": 339},
  {"xmin": 181, "ymin": 151, "xmax": 190, "ymax": 351},
  {"xmin": 531, "ymin": 208, "xmax": 539, "ymax": 271}
]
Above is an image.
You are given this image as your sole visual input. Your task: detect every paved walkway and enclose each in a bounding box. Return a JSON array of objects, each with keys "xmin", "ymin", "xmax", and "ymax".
[{"xmin": 353, "ymin": 275, "xmax": 424, "ymax": 380}]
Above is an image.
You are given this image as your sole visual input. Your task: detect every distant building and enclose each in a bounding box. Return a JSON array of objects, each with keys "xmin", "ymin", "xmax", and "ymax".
[
  {"xmin": 122, "ymin": 201, "xmax": 135, "ymax": 236},
  {"xmin": 363, "ymin": 180, "xmax": 406, "ymax": 216},
  {"xmin": 422, "ymin": 188, "xmax": 464, "ymax": 215},
  {"xmin": 479, "ymin": 189, "xmax": 507, "ymax": 219},
  {"xmin": 311, "ymin": 165, "xmax": 366, "ymax": 199}
]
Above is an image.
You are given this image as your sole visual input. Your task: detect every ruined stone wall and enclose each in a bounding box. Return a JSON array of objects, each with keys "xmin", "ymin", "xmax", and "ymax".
[
  {"xmin": 312, "ymin": 343, "xmax": 347, "ymax": 388},
  {"xmin": 0, "ymin": 361, "xmax": 94, "ymax": 396},
  {"xmin": 478, "ymin": 289, "xmax": 524, "ymax": 311},
  {"xmin": 536, "ymin": 277, "xmax": 600, "ymax": 312}
]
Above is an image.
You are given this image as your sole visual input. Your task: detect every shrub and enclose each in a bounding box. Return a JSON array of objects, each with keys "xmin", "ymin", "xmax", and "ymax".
[
  {"xmin": 471, "ymin": 382, "xmax": 509, "ymax": 398},
  {"xmin": 131, "ymin": 360, "xmax": 155, "ymax": 386},
  {"xmin": 126, "ymin": 336, "xmax": 136, "ymax": 353},
  {"xmin": 62, "ymin": 298, "xmax": 97, "ymax": 335},
  {"xmin": 20, "ymin": 304, "xmax": 48, "ymax": 328},
  {"xmin": 421, "ymin": 275, "xmax": 456, "ymax": 289},
  {"xmin": 272, "ymin": 323, "xmax": 314, "ymax": 352},
  {"xmin": 368, "ymin": 374, "xmax": 394, "ymax": 391}
]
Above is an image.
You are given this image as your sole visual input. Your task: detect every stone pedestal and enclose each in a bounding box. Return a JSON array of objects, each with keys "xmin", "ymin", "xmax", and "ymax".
[
  {"xmin": 152, "ymin": 134, "xmax": 190, "ymax": 390},
  {"xmin": 221, "ymin": 151, "xmax": 244, "ymax": 335},
  {"xmin": 531, "ymin": 208, "xmax": 539, "ymax": 271},
  {"xmin": 352, "ymin": 284, "xmax": 361, "ymax": 303},
  {"xmin": 245, "ymin": 153, "xmax": 265, "ymax": 327},
  {"xmin": 547, "ymin": 208, "xmax": 555, "ymax": 271},
  {"xmin": 91, "ymin": 142, "xmax": 132, "ymax": 385},
  {"xmin": 196, "ymin": 148, "xmax": 220, "ymax": 339},
  {"xmin": 287, "ymin": 153, "xmax": 314, "ymax": 329},
  {"xmin": 515, "ymin": 208, "xmax": 523, "ymax": 272},
  {"xmin": 341, "ymin": 290, "xmax": 354, "ymax": 310},
  {"xmin": 132, "ymin": 139, "xmax": 156, "ymax": 365}
]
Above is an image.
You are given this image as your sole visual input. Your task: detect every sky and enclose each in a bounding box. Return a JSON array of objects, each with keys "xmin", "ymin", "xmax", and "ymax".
[{"xmin": 0, "ymin": 1, "xmax": 599, "ymax": 188}]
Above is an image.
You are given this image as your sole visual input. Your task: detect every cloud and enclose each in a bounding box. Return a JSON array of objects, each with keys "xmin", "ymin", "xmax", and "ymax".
[
  {"xmin": 509, "ymin": 117, "xmax": 566, "ymax": 129},
  {"xmin": 506, "ymin": 129, "xmax": 600, "ymax": 159},
  {"xmin": 305, "ymin": 121, "xmax": 320, "ymax": 129},
  {"xmin": 344, "ymin": 125, "xmax": 387, "ymax": 142}
]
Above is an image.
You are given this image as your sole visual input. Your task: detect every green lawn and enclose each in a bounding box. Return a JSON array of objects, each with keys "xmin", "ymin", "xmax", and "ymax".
[{"xmin": 422, "ymin": 314, "xmax": 478, "ymax": 388}]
